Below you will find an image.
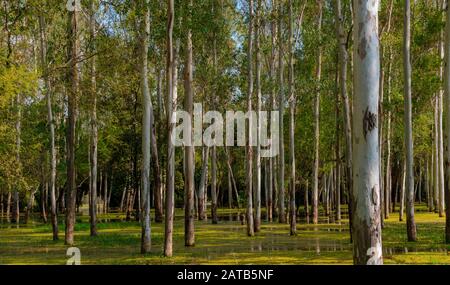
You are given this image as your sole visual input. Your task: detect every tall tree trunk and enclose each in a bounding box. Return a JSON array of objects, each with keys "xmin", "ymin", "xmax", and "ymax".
[
  {"xmin": 403, "ymin": 0, "xmax": 417, "ymax": 241},
  {"xmin": 334, "ymin": 0, "xmax": 347, "ymax": 222},
  {"xmin": 277, "ymin": 0, "xmax": 286, "ymax": 224},
  {"xmin": 268, "ymin": 1, "xmax": 277, "ymax": 223},
  {"xmin": 287, "ymin": 0, "xmax": 297, "ymax": 235},
  {"xmin": 443, "ymin": 0, "xmax": 450, "ymax": 243},
  {"xmin": 38, "ymin": 14, "xmax": 58, "ymax": 240},
  {"xmin": 164, "ymin": 0, "xmax": 175, "ymax": 257},
  {"xmin": 184, "ymin": 0, "xmax": 195, "ymax": 245},
  {"xmin": 439, "ymin": 22, "xmax": 446, "ymax": 218},
  {"xmin": 88, "ymin": 0, "xmax": 98, "ymax": 237},
  {"xmin": 246, "ymin": 0, "xmax": 255, "ymax": 236},
  {"xmin": 138, "ymin": 0, "xmax": 152, "ymax": 253},
  {"xmin": 64, "ymin": 1, "xmax": 80, "ymax": 246},
  {"xmin": 385, "ymin": 49, "xmax": 393, "ymax": 219},
  {"xmin": 312, "ymin": 2, "xmax": 323, "ymax": 225},
  {"xmin": 254, "ymin": 0, "xmax": 262, "ymax": 233},
  {"xmin": 352, "ymin": 0, "xmax": 383, "ymax": 265}
]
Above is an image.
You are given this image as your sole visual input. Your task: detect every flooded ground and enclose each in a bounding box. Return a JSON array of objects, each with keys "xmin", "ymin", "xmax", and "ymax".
[{"xmin": 0, "ymin": 206, "xmax": 449, "ymax": 264}]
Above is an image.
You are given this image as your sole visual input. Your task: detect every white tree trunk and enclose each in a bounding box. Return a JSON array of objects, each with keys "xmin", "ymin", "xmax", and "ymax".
[{"xmin": 352, "ymin": 0, "xmax": 383, "ymax": 265}]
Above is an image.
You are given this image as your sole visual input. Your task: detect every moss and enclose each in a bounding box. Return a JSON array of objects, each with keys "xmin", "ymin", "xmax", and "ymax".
[{"xmin": 0, "ymin": 206, "xmax": 449, "ymax": 264}]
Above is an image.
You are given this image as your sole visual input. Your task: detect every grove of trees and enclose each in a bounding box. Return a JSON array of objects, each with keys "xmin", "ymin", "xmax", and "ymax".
[{"xmin": 2, "ymin": 0, "xmax": 450, "ymax": 265}]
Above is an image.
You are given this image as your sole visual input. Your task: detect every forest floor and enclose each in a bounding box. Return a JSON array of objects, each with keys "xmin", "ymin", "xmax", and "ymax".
[{"xmin": 0, "ymin": 204, "xmax": 449, "ymax": 265}]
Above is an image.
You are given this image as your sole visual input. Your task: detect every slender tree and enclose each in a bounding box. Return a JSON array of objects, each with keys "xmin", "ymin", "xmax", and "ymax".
[
  {"xmin": 403, "ymin": 0, "xmax": 417, "ymax": 242},
  {"xmin": 287, "ymin": 0, "xmax": 296, "ymax": 235},
  {"xmin": 312, "ymin": 1, "xmax": 323, "ymax": 225},
  {"xmin": 38, "ymin": 14, "xmax": 58, "ymax": 240},
  {"xmin": 88, "ymin": 0, "xmax": 98, "ymax": 237},
  {"xmin": 65, "ymin": 0, "xmax": 80, "ymax": 246},
  {"xmin": 164, "ymin": 0, "xmax": 175, "ymax": 257},
  {"xmin": 246, "ymin": 0, "xmax": 255, "ymax": 236},
  {"xmin": 138, "ymin": 0, "xmax": 152, "ymax": 253},
  {"xmin": 184, "ymin": 0, "xmax": 195, "ymax": 246},
  {"xmin": 254, "ymin": 0, "xmax": 262, "ymax": 233},
  {"xmin": 277, "ymin": 0, "xmax": 286, "ymax": 224}
]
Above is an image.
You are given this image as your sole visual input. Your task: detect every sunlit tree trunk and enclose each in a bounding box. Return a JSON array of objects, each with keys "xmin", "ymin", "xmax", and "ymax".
[
  {"xmin": 403, "ymin": 0, "xmax": 417, "ymax": 241},
  {"xmin": 439, "ymin": 22, "xmax": 445, "ymax": 218},
  {"xmin": 138, "ymin": 0, "xmax": 152, "ymax": 253},
  {"xmin": 352, "ymin": 0, "xmax": 383, "ymax": 265}
]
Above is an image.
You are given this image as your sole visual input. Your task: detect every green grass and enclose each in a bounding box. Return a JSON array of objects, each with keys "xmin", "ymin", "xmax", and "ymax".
[{"xmin": 1, "ymin": 205, "xmax": 449, "ymax": 265}]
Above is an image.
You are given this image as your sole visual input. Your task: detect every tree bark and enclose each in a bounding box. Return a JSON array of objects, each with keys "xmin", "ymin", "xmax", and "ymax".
[
  {"xmin": 164, "ymin": 0, "xmax": 175, "ymax": 257},
  {"xmin": 87, "ymin": 0, "xmax": 98, "ymax": 237},
  {"xmin": 184, "ymin": 0, "xmax": 195, "ymax": 245},
  {"xmin": 277, "ymin": 0, "xmax": 285, "ymax": 224},
  {"xmin": 138, "ymin": 0, "xmax": 152, "ymax": 253},
  {"xmin": 38, "ymin": 14, "xmax": 58, "ymax": 239},
  {"xmin": 443, "ymin": 0, "xmax": 450, "ymax": 242},
  {"xmin": 246, "ymin": 0, "xmax": 255, "ymax": 236},
  {"xmin": 312, "ymin": 2, "xmax": 323, "ymax": 225},
  {"xmin": 65, "ymin": 5, "xmax": 80, "ymax": 245},
  {"xmin": 403, "ymin": 0, "xmax": 417, "ymax": 241},
  {"xmin": 254, "ymin": 0, "xmax": 262, "ymax": 233},
  {"xmin": 352, "ymin": 0, "xmax": 383, "ymax": 265},
  {"xmin": 287, "ymin": 0, "xmax": 297, "ymax": 235}
]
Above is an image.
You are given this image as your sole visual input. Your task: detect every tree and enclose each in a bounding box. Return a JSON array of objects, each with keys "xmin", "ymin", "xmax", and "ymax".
[
  {"xmin": 164, "ymin": 0, "xmax": 175, "ymax": 257},
  {"xmin": 443, "ymin": 0, "xmax": 450, "ymax": 243},
  {"xmin": 88, "ymin": 0, "xmax": 98, "ymax": 238},
  {"xmin": 184, "ymin": 0, "xmax": 195, "ymax": 247},
  {"xmin": 403, "ymin": 0, "xmax": 417, "ymax": 242},
  {"xmin": 277, "ymin": 0, "xmax": 285, "ymax": 224},
  {"xmin": 312, "ymin": 1, "xmax": 323, "ymax": 225},
  {"xmin": 287, "ymin": 0, "xmax": 296, "ymax": 236},
  {"xmin": 138, "ymin": 0, "xmax": 152, "ymax": 254},
  {"xmin": 352, "ymin": 0, "xmax": 383, "ymax": 265},
  {"xmin": 254, "ymin": 0, "xmax": 262, "ymax": 233},
  {"xmin": 38, "ymin": 13, "xmax": 58, "ymax": 240},
  {"xmin": 65, "ymin": 0, "xmax": 80, "ymax": 246},
  {"xmin": 246, "ymin": 0, "xmax": 255, "ymax": 237}
]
